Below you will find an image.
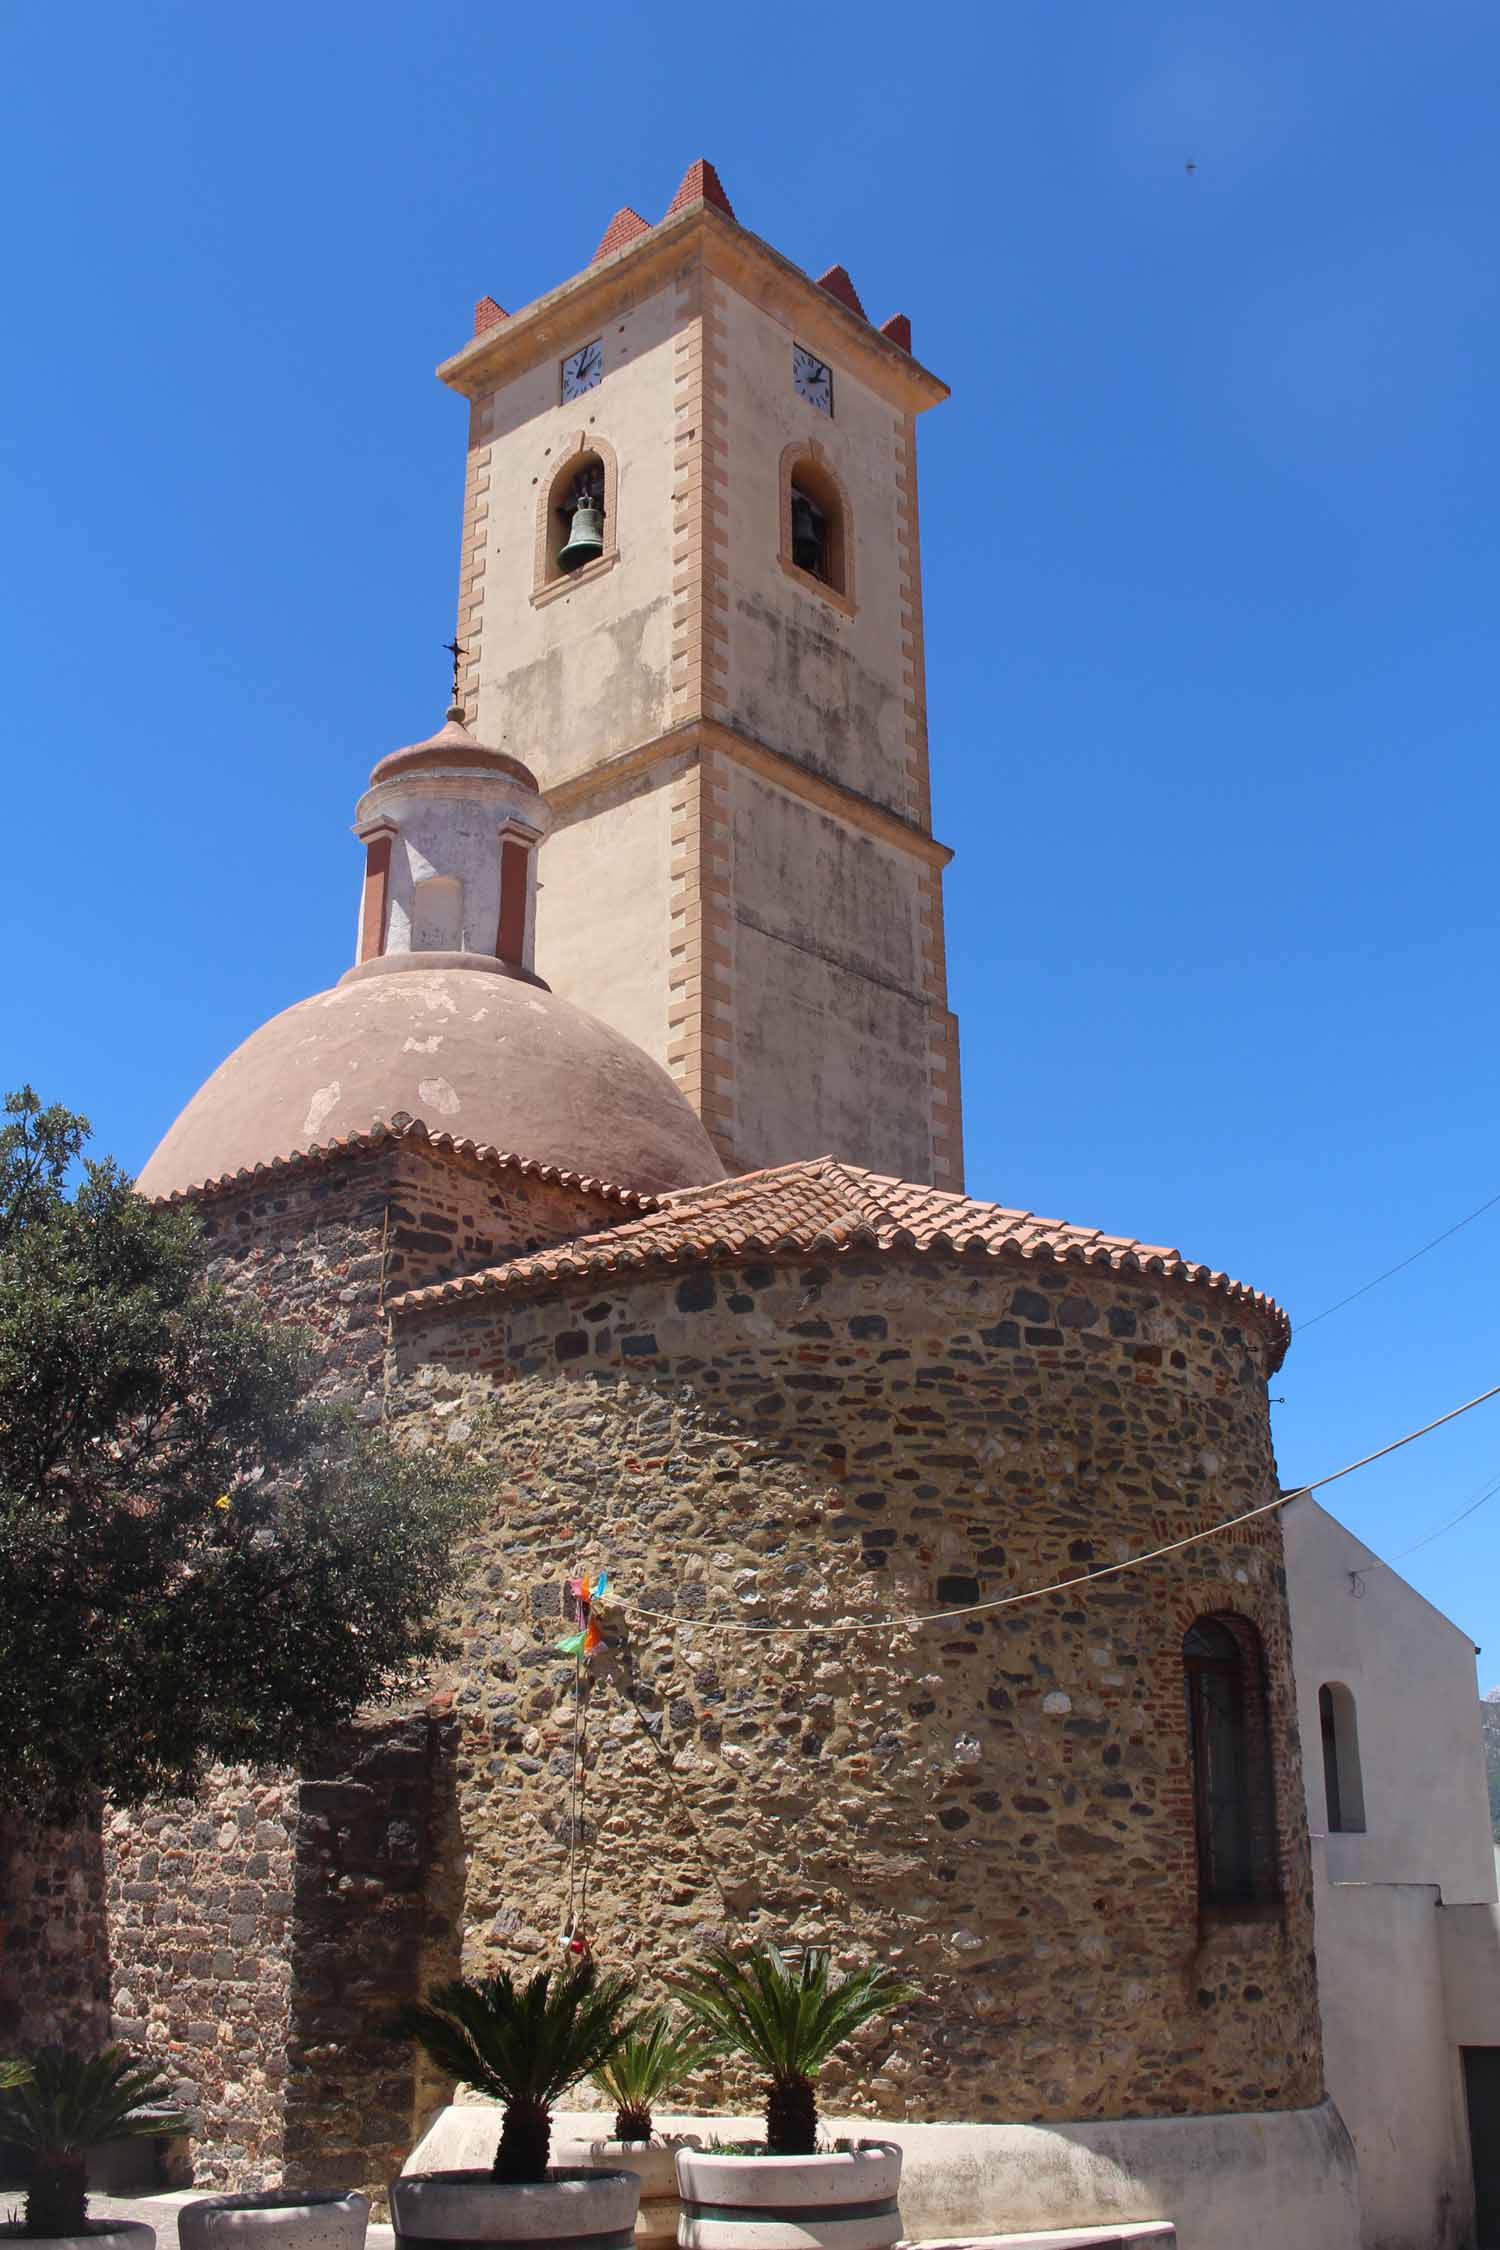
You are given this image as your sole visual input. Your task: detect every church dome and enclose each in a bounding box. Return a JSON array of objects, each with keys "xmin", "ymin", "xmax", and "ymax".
[{"xmin": 136, "ymin": 955, "xmax": 727, "ymax": 1200}]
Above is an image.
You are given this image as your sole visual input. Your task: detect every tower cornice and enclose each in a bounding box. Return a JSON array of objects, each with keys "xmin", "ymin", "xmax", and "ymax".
[
  {"xmin": 543, "ymin": 716, "xmax": 955, "ymax": 871},
  {"xmin": 436, "ymin": 202, "xmax": 949, "ymax": 415}
]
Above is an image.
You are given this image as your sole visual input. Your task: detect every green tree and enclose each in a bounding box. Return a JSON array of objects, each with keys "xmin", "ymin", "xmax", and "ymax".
[{"xmin": 0, "ymin": 1086, "xmax": 479, "ymax": 1823}]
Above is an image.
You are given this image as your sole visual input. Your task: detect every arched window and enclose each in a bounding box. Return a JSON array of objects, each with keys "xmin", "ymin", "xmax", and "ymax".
[
  {"xmin": 779, "ymin": 444, "xmax": 854, "ymax": 612},
  {"xmin": 532, "ymin": 436, "xmax": 619, "ymax": 601},
  {"xmin": 1318, "ymin": 1681, "xmax": 1366, "ymax": 1833},
  {"xmin": 1182, "ymin": 1614, "xmax": 1280, "ymax": 1906}
]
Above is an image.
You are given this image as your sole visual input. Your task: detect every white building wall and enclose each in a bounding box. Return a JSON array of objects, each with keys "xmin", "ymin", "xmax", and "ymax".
[
  {"xmin": 1285, "ymin": 1497, "xmax": 1495, "ymax": 1902},
  {"xmin": 1284, "ymin": 1497, "xmax": 1500, "ymax": 2250},
  {"xmin": 1312, "ymin": 1864, "xmax": 1472, "ymax": 2250}
]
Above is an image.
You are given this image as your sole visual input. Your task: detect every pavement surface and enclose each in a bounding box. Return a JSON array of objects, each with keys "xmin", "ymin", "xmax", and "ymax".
[{"xmin": 10, "ymin": 2195, "xmax": 397, "ymax": 2250}]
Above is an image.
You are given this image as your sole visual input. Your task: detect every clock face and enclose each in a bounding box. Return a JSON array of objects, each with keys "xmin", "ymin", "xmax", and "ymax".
[
  {"xmin": 793, "ymin": 344, "xmax": 833, "ymax": 416},
  {"xmin": 561, "ymin": 338, "xmax": 603, "ymax": 402}
]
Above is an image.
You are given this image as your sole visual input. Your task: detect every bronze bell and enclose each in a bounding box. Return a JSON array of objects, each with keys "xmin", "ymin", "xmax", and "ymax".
[
  {"xmin": 558, "ymin": 498, "xmax": 605, "ymax": 573},
  {"xmin": 791, "ymin": 490, "xmax": 824, "ymax": 575}
]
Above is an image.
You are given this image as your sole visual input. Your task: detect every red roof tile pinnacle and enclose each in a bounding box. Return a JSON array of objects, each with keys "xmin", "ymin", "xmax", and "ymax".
[
  {"xmin": 592, "ymin": 207, "xmax": 651, "ymax": 263},
  {"xmin": 815, "ymin": 264, "xmax": 867, "ymax": 319},
  {"xmin": 387, "ymin": 1154, "xmax": 1290, "ymax": 1364},
  {"xmin": 664, "ymin": 159, "xmax": 735, "ymax": 221},
  {"xmin": 473, "ymin": 296, "xmax": 508, "ymax": 335},
  {"xmin": 878, "ymin": 312, "xmax": 912, "ymax": 352}
]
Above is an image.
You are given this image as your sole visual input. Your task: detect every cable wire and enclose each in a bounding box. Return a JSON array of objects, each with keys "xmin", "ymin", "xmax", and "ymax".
[
  {"xmin": 1355, "ymin": 1463, "xmax": 1500, "ymax": 1572},
  {"xmin": 1298, "ymin": 1188, "xmax": 1500, "ymax": 1333},
  {"xmin": 603, "ymin": 1381, "xmax": 1500, "ymax": 1643}
]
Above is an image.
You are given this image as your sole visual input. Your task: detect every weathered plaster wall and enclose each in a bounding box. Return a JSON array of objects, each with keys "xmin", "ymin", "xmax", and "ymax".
[
  {"xmin": 470, "ymin": 272, "xmax": 680, "ymax": 788},
  {"xmin": 724, "ymin": 761, "xmax": 935, "ymax": 1178},
  {"xmin": 1284, "ymin": 1500, "xmax": 1497, "ymax": 2250},
  {"xmin": 1314, "ymin": 1869, "xmax": 1472, "ymax": 2250},
  {"xmin": 355, "ymin": 774, "xmax": 546, "ymax": 966},
  {"xmin": 430, "ymin": 2099, "xmax": 1363, "ymax": 2250},
  {"xmin": 392, "ymin": 1251, "xmax": 1321, "ymax": 2126},
  {"xmin": 714, "ymin": 281, "xmax": 911, "ymax": 813},
  {"xmin": 1284, "ymin": 1497, "xmax": 1495, "ymax": 1901},
  {"xmin": 535, "ymin": 761, "xmax": 683, "ymax": 1071}
]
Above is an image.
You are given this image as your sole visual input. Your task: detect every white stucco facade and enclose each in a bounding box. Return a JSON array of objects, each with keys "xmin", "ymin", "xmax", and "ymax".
[{"xmin": 1284, "ymin": 1497, "xmax": 1500, "ymax": 2250}]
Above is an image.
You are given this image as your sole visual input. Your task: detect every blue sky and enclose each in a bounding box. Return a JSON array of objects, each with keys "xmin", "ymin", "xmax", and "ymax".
[{"xmin": 5, "ymin": 2, "xmax": 1498, "ymax": 1676}]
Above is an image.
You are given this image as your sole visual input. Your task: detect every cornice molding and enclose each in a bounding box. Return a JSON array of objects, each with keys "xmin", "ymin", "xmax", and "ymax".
[
  {"xmin": 438, "ymin": 205, "xmax": 948, "ymax": 416},
  {"xmin": 544, "ymin": 718, "xmax": 954, "ymax": 869}
]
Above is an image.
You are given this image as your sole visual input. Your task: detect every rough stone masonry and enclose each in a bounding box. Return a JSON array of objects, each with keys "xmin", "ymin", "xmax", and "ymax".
[{"xmin": 2, "ymin": 1146, "xmax": 1324, "ymax": 2194}]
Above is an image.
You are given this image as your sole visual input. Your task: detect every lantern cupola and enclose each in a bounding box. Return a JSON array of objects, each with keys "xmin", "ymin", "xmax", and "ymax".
[{"xmin": 351, "ymin": 704, "xmax": 549, "ymax": 984}]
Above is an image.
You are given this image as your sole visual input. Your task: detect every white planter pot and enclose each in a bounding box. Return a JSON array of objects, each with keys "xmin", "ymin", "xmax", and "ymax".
[
  {"xmin": 579, "ymin": 2141, "xmax": 699, "ymax": 2250},
  {"xmin": 0, "ymin": 2228, "xmax": 155, "ymax": 2250},
  {"xmin": 389, "ymin": 2168, "xmax": 640, "ymax": 2250},
  {"xmin": 675, "ymin": 2143, "xmax": 903, "ymax": 2250},
  {"xmin": 179, "ymin": 2192, "xmax": 370, "ymax": 2250}
]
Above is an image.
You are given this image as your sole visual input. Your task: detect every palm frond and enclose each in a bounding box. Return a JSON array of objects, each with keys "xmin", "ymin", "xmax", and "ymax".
[
  {"xmin": 590, "ymin": 2010, "xmax": 718, "ymax": 2116},
  {"xmin": 670, "ymin": 1946, "xmax": 911, "ymax": 2084},
  {"xmin": 0, "ymin": 2049, "xmax": 189, "ymax": 2153},
  {"xmin": 386, "ymin": 1960, "xmax": 641, "ymax": 2108},
  {"xmin": 0, "ymin": 2061, "xmax": 33, "ymax": 2092}
]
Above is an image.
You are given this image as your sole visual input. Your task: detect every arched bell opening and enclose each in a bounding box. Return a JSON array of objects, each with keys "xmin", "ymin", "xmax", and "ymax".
[
  {"xmin": 547, "ymin": 452, "xmax": 607, "ymax": 580},
  {"xmin": 780, "ymin": 447, "xmax": 852, "ymax": 604}
]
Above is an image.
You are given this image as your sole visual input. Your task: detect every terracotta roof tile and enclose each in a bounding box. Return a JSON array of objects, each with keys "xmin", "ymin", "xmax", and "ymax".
[
  {"xmin": 388, "ymin": 1155, "xmax": 1289, "ymax": 1357},
  {"xmin": 142, "ymin": 1113, "xmax": 661, "ymax": 1214}
]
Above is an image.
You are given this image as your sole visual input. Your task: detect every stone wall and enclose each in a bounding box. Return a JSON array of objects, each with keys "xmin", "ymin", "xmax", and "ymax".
[
  {"xmin": 106, "ymin": 1770, "xmax": 298, "ymax": 2186},
  {"xmin": 102, "ymin": 1713, "xmax": 455, "ymax": 2195},
  {"xmin": 189, "ymin": 1137, "xmax": 645, "ymax": 1409},
  {"xmin": 282, "ymin": 1711, "xmax": 459, "ymax": 2194},
  {"xmin": 0, "ymin": 1139, "xmax": 623, "ymax": 2083},
  {"xmin": 0, "ymin": 1814, "xmax": 110, "ymax": 2048},
  {"xmin": 390, "ymin": 1249, "xmax": 1322, "ymax": 2125}
]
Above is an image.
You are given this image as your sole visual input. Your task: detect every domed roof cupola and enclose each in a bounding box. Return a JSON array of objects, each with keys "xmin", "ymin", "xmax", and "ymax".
[
  {"xmin": 349, "ymin": 703, "xmax": 549, "ymax": 986},
  {"xmin": 135, "ymin": 706, "xmax": 727, "ymax": 1201}
]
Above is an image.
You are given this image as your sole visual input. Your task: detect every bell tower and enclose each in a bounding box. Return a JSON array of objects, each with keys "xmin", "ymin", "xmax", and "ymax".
[{"xmin": 438, "ymin": 160, "xmax": 961, "ymax": 1188}]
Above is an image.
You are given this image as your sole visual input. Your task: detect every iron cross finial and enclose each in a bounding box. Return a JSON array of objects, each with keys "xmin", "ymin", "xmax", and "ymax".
[{"xmin": 443, "ymin": 635, "xmax": 466, "ymax": 702}]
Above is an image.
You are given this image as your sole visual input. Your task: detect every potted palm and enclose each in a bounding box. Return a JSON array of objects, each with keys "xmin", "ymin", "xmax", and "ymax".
[
  {"xmin": 177, "ymin": 2190, "xmax": 369, "ymax": 2250},
  {"xmin": 385, "ymin": 1960, "xmax": 643, "ymax": 2250},
  {"xmin": 0, "ymin": 2048, "xmax": 189, "ymax": 2250},
  {"xmin": 670, "ymin": 1947, "xmax": 913, "ymax": 2250},
  {"xmin": 576, "ymin": 2014, "xmax": 715, "ymax": 2250}
]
